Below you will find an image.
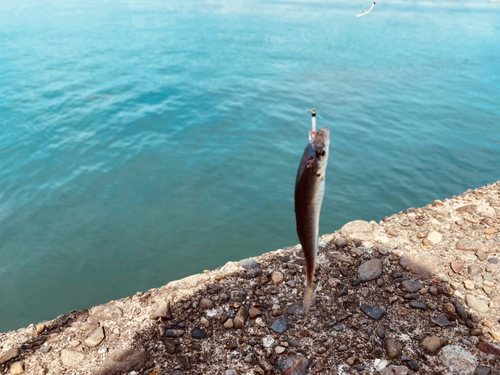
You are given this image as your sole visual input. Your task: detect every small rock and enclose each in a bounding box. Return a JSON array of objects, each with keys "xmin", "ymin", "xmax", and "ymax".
[
  {"xmin": 249, "ymin": 307, "xmax": 261, "ymax": 319},
  {"xmin": 407, "ymin": 361, "xmax": 419, "ymax": 372},
  {"xmin": 234, "ymin": 307, "xmax": 248, "ymax": 329},
  {"xmin": 84, "ymin": 326, "xmax": 105, "ymax": 348},
  {"xmin": 360, "ymin": 305, "xmax": 386, "ymax": 320},
  {"xmin": 385, "ymin": 338, "xmax": 404, "ymax": 358},
  {"xmin": 427, "ymin": 231, "xmax": 442, "ymax": 244},
  {"xmin": 431, "ymin": 316, "xmax": 455, "ymax": 327},
  {"xmin": 98, "ymin": 347, "xmax": 108, "ymax": 354},
  {"xmin": 275, "ymin": 346, "xmax": 286, "ymax": 354},
  {"xmin": 225, "ymin": 370, "xmax": 239, "ymax": 375},
  {"xmin": 269, "ymin": 317, "xmax": 289, "ymax": 333},
  {"xmin": 224, "ymin": 319, "xmax": 234, "ymax": 329},
  {"xmin": 89, "ymin": 305, "xmax": 123, "ymax": 322},
  {"xmin": 444, "ymin": 303, "xmax": 456, "ymax": 313},
  {"xmin": 401, "ymin": 280, "xmax": 423, "ymax": 293},
  {"xmin": 474, "ymin": 366, "xmax": 491, "ymax": 375},
  {"xmin": 150, "ymin": 302, "xmax": 172, "ymax": 320},
  {"xmin": 456, "ymin": 239, "xmax": 484, "ymax": 253},
  {"xmin": 451, "ymin": 262, "xmax": 465, "ymax": 273},
  {"xmin": 166, "ymin": 329, "xmax": 185, "ymax": 338},
  {"xmin": 477, "ymin": 341, "xmax": 500, "ymax": 356},
  {"xmin": 409, "ymin": 301, "xmax": 427, "ymax": 310},
  {"xmin": 420, "ymin": 336, "xmax": 446, "ymax": 354},
  {"xmin": 464, "ymin": 280, "xmax": 475, "ymax": 289},
  {"xmin": 35, "ymin": 324, "xmax": 45, "ymax": 335},
  {"xmin": 40, "ymin": 346, "xmax": 52, "ymax": 353},
  {"xmin": 191, "ymin": 327, "xmax": 208, "ymax": 339},
  {"xmin": 469, "ymin": 264, "xmax": 482, "ymax": 276},
  {"xmin": 239, "ymin": 258, "xmax": 259, "ymax": 270},
  {"xmin": 276, "ymin": 355, "xmax": 309, "ymax": 375},
  {"xmin": 262, "ymin": 336, "xmax": 275, "ymax": 348},
  {"xmin": 376, "ymin": 326, "xmax": 386, "ymax": 339},
  {"xmin": 488, "ymin": 257, "xmax": 499, "ymax": 264},
  {"xmin": 357, "ymin": 259, "xmax": 383, "ymax": 281},
  {"xmin": 271, "ymin": 271, "xmax": 284, "ymax": 285},
  {"xmin": 466, "ymin": 295, "xmax": 489, "ymax": 313},
  {"xmin": 400, "ymin": 254, "xmax": 440, "ymax": 278},
  {"xmin": 199, "ymin": 298, "xmax": 214, "ymax": 310},
  {"xmin": 453, "ymin": 301, "xmax": 469, "ymax": 320},
  {"xmin": 200, "ymin": 317, "xmax": 209, "ymax": 327},
  {"xmin": 477, "ymin": 251, "xmax": 488, "ymax": 261},
  {"xmin": 439, "ymin": 345, "xmax": 477, "ymax": 375},
  {"xmin": 0, "ymin": 348, "xmax": 19, "ymax": 364},
  {"xmin": 9, "ymin": 362, "xmax": 24, "ymax": 375},
  {"xmin": 230, "ymin": 290, "xmax": 247, "ymax": 302},
  {"xmin": 392, "ymin": 365, "xmax": 409, "ymax": 375}
]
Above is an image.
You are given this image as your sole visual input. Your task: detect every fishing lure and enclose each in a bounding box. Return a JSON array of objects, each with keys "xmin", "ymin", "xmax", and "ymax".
[{"xmin": 357, "ymin": 1, "xmax": 376, "ymax": 17}]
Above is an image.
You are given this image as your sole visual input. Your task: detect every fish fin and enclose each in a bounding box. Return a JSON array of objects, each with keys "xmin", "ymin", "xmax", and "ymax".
[{"xmin": 303, "ymin": 283, "xmax": 315, "ymax": 314}]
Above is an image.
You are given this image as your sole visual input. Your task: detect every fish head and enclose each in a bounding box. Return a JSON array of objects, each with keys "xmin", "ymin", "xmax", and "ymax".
[{"xmin": 313, "ymin": 127, "xmax": 330, "ymax": 163}]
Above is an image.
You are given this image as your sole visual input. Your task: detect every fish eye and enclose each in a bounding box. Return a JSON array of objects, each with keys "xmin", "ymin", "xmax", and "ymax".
[{"xmin": 321, "ymin": 150, "xmax": 326, "ymax": 157}]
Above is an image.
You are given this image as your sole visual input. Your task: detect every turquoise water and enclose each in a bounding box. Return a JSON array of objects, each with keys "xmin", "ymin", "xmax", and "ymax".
[{"xmin": 1, "ymin": 0, "xmax": 499, "ymax": 332}]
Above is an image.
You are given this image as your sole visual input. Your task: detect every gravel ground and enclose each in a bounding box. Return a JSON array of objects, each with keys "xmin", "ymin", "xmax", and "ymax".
[{"xmin": 1, "ymin": 182, "xmax": 500, "ymax": 375}]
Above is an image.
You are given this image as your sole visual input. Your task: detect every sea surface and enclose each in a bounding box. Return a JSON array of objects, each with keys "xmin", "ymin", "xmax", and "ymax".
[{"xmin": 1, "ymin": 0, "xmax": 499, "ymax": 332}]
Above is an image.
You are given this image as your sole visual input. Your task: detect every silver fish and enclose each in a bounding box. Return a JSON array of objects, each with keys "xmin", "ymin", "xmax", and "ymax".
[{"xmin": 294, "ymin": 127, "xmax": 330, "ymax": 314}]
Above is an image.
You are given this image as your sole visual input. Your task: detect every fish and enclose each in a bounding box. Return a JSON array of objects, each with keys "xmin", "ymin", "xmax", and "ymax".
[{"xmin": 294, "ymin": 127, "xmax": 330, "ymax": 314}]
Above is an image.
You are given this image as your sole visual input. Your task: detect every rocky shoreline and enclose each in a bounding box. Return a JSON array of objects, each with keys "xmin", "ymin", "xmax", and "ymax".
[{"xmin": 1, "ymin": 182, "xmax": 500, "ymax": 375}]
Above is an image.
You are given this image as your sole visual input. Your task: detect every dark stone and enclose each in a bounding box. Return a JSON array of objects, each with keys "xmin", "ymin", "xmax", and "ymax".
[
  {"xmin": 334, "ymin": 325, "xmax": 344, "ymax": 331},
  {"xmin": 164, "ymin": 342, "xmax": 177, "ymax": 354},
  {"xmin": 281, "ymin": 255, "xmax": 291, "ymax": 263},
  {"xmin": 276, "ymin": 355, "xmax": 309, "ymax": 375},
  {"xmin": 404, "ymin": 293, "xmax": 419, "ymax": 300},
  {"xmin": 409, "ymin": 301, "xmax": 427, "ymax": 310},
  {"xmin": 191, "ymin": 327, "xmax": 208, "ymax": 339},
  {"xmin": 453, "ymin": 301, "xmax": 469, "ymax": 320},
  {"xmin": 230, "ymin": 290, "xmax": 248, "ymax": 302},
  {"xmin": 360, "ymin": 305, "xmax": 386, "ymax": 320},
  {"xmin": 407, "ymin": 361, "xmax": 419, "ymax": 371},
  {"xmin": 376, "ymin": 326, "xmax": 386, "ymax": 339},
  {"xmin": 431, "ymin": 316, "xmax": 455, "ymax": 327},
  {"xmin": 338, "ymin": 345, "xmax": 348, "ymax": 352},
  {"xmin": 401, "ymin": 280, "xmax": 424, "ymax": 293},
  {"xmin": 173, "ymin": 370, "xmax": 185, "ymax": 375},
  {"xmin": 371, "ymin": 347, "xmax": 383, "ymax": 358},
  {"xmin": 239, "ymin": 258, "xmax": 260, "ymax": 270},
  {"xmin": 336, "ymin": 238, "xmax": 349, "ymax": 248},
  {"xmin": 394, "ymin": 277, "xmax": 411, "ymax": 284},
  {"xmin": 270, "ymin": 317, "xmax": 290, "ymax": 333},
  {"xmin": 206, "ymin": 284, "xmax": 222, "ymax": 294},
  {"xmin": 339, "ymin": 285, "xmax": 349, "ymax": 297},
  {"xmin": 474, "ymin": 366, "xmax": 491, "ymax": 375},
  {"xmin": 488, "ymin": 258, "xmax": 499, "ymax": 264},
  {"xmin": 246, "ymin": 268, "xmax": 262, "ymax": 279},
  {"xmin": 352, "ymin": 279, "xmax": 362, "ymax": 286},
  {"xmin": 286, "ymin": 302, "xmax": 302, "ymax": 316},
  {"xmin": 392, "ymin": 271, "xmax": 404, "ymax": 278},
  {"xmin": 357, "ymin": 259, "xmax": 383, "ymax": 281},
  {"xmin": 219, "ymin": 293, "xmax": 229, "ymax": 303},
  {"xmin": 166, "ymin": 329, "xmax": 185, "ymax": 338}
]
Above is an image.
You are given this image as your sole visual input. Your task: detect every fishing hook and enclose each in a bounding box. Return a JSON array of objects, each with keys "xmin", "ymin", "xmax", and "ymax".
[{"xmin": 357, "ymin": 1, "xmax": 376, "ymax": 17}]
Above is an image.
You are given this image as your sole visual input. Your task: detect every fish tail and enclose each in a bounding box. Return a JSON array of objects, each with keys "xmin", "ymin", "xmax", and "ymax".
[{"xmin": 303, "ymin": 281, "xmax": 315, "ymax": 314}]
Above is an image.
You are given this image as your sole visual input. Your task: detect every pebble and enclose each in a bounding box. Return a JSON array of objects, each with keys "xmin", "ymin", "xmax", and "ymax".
[
  {"xmin": 224, "ymin": 319, "xmax": 234, "ymax": 329},
  {"xmin": 89, "ymin": 305, "xmax": 123, "ymax": 322},
  {"xmin": 453, "ymin": 301, "xmax": 469, "ymax": 320},
  {"xmin": 225, "ymin": 370, "xmax": 239, "ymax": 375},
  {"xmin": 407, "ymin": 361, "xmax": 419, "ymax": 372},
  {"xmin": 474, "ymin": 366, "xmax": 491, "ymax": 375},
  {"xmin": 488, "ymin": 257, "xmax": 499, "ymax": 264},
  {"xmin": 409, "ymin": 301, "xmax": 427, "ymax": 310},
  {"xmin": 444, "ymin": 302, "xmax": 456, "ymax": 313},
  {"xmin": 40, "ymin": 346, "xmax": 52, "ymax": 353},
  {"xmin": 150, "ymin": 302, "xmax": 172, "ymax": 320},
  {"xmin": 427, "ymin": 231, "xmax": 443, "ymax": 244},
  {"xmin": 276, "ymin": 356, "xmax": 309, "ymax": 375},
  {"xmin": 166, "ymin": 329, "xmax": 185, "ymax": 338},
  {"xmin": 0, "ymin": 348, "xmax": 19, "ymax": 364},
  {"xmin": 230, "ymin": 289, "xmax": 247, "ymax": 302},
  {"xmin": 255, "ymin": 318, "xmax": 266, "ymax": 327},
  {"xmin": 271, "ymin": 271, "xmax": 284, "ymax": 285},
  {"xmin": 431, "ymin": 316, "xmax": 455, "ymax": 327},
  {"xmin": 477, "ymin": 251, "xmax": 488, "ymax": 261},
  {"xmin": 439, "ymin": 345, "xmax": 477, "ymax": 374},
  {"xmin": 360, "ymin": 305, "xmax": 386, "ymax": 320},
  {"xmin": 357, "ymin": 259, "xmax": 383, "ymax": 281},
  {"xmin": 262, "ymin": 336, "xmax": 275, "ymax": 348},
  {"xmin": 376, "ymin": 326, "xmax": 386, "ymax": 339},
  {"xmin": 98, "ymin": 346, "xmax": 108, "ymax": 354},
  {"xmin": 464, "ymin": 280, "xmax": 475, "ymax": 289},
  {"xmin": 199, "ymin": 298, "xmax": 214, "ymax": 309},
  {"xmin": 451, "ymin": 262, "xmax": 465, "ymax": 273},
  {"xmin": 275, "ymin": 346, "xmax": 286, "ymax": 354},
  {"xmin": 191, "ymin": 327, "xmax": 208, "ymax": 339},
  {"xmin": 400, "ymin": 254, "xmax": 440, "ymax": 278},
  {"xmin": 337, "ymin": 345, "xmax": 348, "ymax": 352},
  {"xmin": 9, "ymin": 362, "xmax": 24, "ymax": 375},
  {"xmin": 84, "ymin": 326, "xmax": 105, "ymax": 348},
  {"xmin": 269, "ymin": 317, "xmax": 289, "ymax": 333},
  {"xmin": 385, "ymin": 338, "xmax": 404, "ymax": 358},
  {"xmin": 341, "ymin": 220, "xmax": 373, "ymax": 241},
  {"xmin": 456, "ymin": 239, "xmax": 484, "ymax": 253},
  {"xmin": 466, "ymin": 295, "xmax": 489, "ymax": 313},
  {"xmin": 239, "ymin": 257, "xmax": 259, "ymax": 270},
  {"xmin": 469, "ymin": 265, "xmax": 482, "ymax": 276},
  {"xmin": 249, "ymin": 307, "xmax": 261, "ymax": 319},
  {"xmin": 401, "ymin": 279, "xmax": 423, "ymax": 293},
  {"xmin": 420, "ymin": 335, "xmax": 446, "ymax": 354}
]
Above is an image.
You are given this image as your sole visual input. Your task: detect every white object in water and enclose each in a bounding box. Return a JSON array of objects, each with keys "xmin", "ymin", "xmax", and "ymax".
[{"xmin": 357, "ymin": 1, "xmax": 376, "ymax": 17}]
